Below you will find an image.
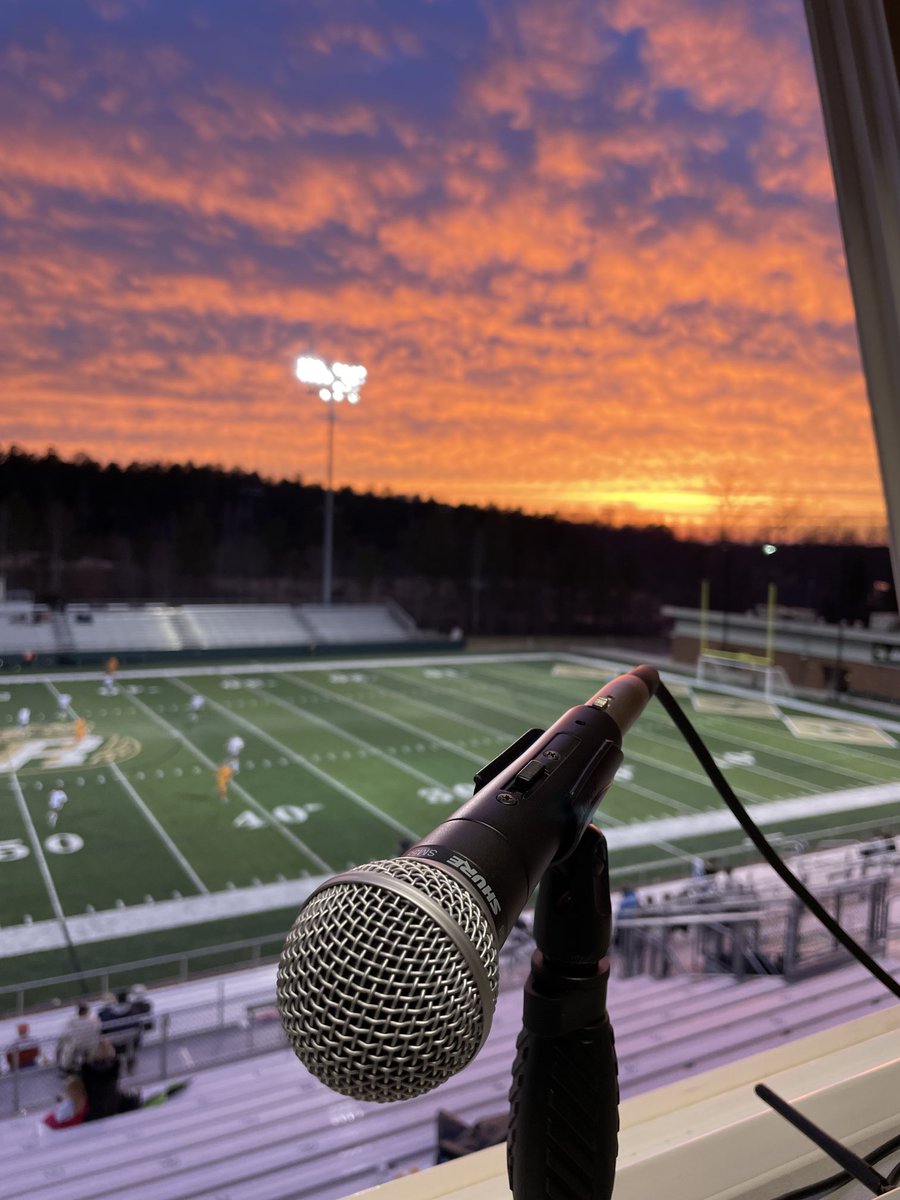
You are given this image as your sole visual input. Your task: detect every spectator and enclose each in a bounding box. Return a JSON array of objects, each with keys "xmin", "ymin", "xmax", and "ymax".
[
  {"xmin": 614, "ymin": 886, "xmax": 641, "ymax": 948},
  {"xmin": 43, "ymin": 1076, "xmax": 89, "ymax": 1130},
  {"xmin": 80, "ymin": 1039, "xmax": 140, "ymax": 1120},
  {"xmin": 129, "ymin": 983, "xmax": 154, "ymax": 1053},
  {"xmin": 57, "ymin": 1003, "xmax": 101, "ymax": 1074},
  {"xmin": 616, "ymin": 885, "xmax": 641, "ymax": 919},
  {"xmin": 98, "ymin": 991, "xmax": 142, "ymax": 1072},
  {"xmin": 717, "ymin": 866, "xmax": 736, "ymax": 892},
  {"xmin": 5, "ymin": 1022, "xmax": 41, "ymax": 1071}
]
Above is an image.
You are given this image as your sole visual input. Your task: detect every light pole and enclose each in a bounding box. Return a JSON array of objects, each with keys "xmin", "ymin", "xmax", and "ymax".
[{"xmin": 294, "ymin": 355, "xmax": 367, "ymax": 605}]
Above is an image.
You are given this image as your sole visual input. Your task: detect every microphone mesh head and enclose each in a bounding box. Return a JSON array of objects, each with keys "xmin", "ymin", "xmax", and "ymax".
[{"xmin": 277, "ymin": 858, "xmax": 499, "ymax": 1102}]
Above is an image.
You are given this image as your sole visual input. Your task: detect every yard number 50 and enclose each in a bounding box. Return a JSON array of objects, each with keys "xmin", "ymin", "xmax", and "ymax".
[{"xmin": 0, "ymin": 834, "xmax": 84, "ymax": 861}]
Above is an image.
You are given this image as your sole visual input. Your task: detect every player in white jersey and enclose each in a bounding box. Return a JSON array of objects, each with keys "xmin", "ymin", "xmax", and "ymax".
[
  {"xmin": 226, "ymin": 735, "xmax": 245, "ymax": 772},
  {"xmin": 48, "ymin": 787, "xmax": 68, "ymax": 829},
  {"xmin": 17, "ymin": 706, "xmax": 30, "ymax": 729},
  {"xmin": 57, "ymin": 693, "xmax": 72, "ymax": 719},
  {"xmin": 188, "ymin": 694, "xmax": 206, "ymax": 720}
]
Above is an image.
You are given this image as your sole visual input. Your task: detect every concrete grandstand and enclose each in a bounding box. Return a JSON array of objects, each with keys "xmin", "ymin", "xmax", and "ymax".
[{"xmin": 0, "ymin": 601, "xmax": 448, "ymax": 665}]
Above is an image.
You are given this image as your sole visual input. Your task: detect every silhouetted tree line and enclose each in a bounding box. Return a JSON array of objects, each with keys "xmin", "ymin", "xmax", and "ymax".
[{"xmin": 0, "ymin": 448, "xmax": 894, "ymax": 636}]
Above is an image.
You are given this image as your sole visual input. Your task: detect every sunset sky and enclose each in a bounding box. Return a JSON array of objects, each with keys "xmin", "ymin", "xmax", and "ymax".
[{"xmin": 0, "ymin": 0, "xmax": 889, "ymax": 540}]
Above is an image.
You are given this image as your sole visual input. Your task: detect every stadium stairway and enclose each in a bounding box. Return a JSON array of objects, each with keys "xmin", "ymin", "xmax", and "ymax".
[
  {"xmin": 169, "ymin": 607, "xmax": 204, "ymax": 651},
  {"xmin": 49, "ymin": 610, "xmax": 75, "ymax": 655},
  {"xmin": 1, "ymin": 955, "xmax": 897, "ymax": 1200}
]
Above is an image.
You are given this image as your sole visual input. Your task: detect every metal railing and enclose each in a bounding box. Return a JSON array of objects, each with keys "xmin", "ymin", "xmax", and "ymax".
[
  {"xmin": 0, "ymin": 932, "xmax": 288, "ymax": 1018},
  {"xmin": 0, "ymin": 978, "xmax": 285, "ymax": 1117},
  {"xmin": 613, "ymin": 871, "xmax": 895, "ymax": 982}
]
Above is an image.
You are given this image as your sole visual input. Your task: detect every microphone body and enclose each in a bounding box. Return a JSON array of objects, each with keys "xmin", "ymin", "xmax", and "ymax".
[
  {"xmin": 277, "ymin": 665, "xmax": 658, "ymax": 1102},
  {"xmin": 403, "ymin": 663, "xmax": 657, "ymax": 944}
]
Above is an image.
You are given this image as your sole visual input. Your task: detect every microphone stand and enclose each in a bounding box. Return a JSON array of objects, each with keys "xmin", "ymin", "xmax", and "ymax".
[{"xmin": 507, "ymin": 824, "xmax": 619, "ymax": 1200}]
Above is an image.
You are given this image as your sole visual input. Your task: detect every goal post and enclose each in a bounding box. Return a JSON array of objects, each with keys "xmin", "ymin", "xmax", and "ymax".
[
  {"xmin": 697, "ymin": 578, "xmax": 788, "ymax": 695},
  {"xmin": 696, "ymin": 653, "xmax": 794, "ymax": 700}
]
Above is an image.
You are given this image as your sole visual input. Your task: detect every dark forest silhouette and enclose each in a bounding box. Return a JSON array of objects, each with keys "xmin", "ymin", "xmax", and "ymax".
[{"xmin": 0, "ymin": 448, "xmax": 894, "ymax": 637}]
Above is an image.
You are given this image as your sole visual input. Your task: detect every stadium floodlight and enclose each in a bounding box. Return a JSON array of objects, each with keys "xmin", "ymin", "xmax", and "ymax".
[{"xmin": 294, "ymin": 354, "xmax": 367, "ymax": 605}]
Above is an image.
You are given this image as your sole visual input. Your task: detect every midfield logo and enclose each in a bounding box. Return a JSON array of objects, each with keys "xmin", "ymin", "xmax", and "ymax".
[{"xmin": 0, "ymin": 724, "xmax": 140, "ymax": 774}]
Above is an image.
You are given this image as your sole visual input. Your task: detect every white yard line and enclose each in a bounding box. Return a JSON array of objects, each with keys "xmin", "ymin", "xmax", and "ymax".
[
  {"xmin": 284, "ymin": 672, "xmax": 490, "ymax": 764},
  {"xmin": 404, "ymin": 670, "xmax": 567, "ymax": 733},
  {"xmin": 396, "ymin": 666, "xmax": 780, "ymax": 861},
  {"xmin": 4, "ymin": 778, "xmax": 897, "ymax": 956},
  {"xmin": 559, "ymin": 651, "xmax": 900, "ymax": 735},
  {"xmin": 124, "ymin": 688, "xmax": 333, "ymax": 873},
  {"xmin": 5, "ymin": 650, "xmax": 555, "ymax": 688},
  {"xmin": 614, "ymin": 780, "xmax": 699, "ymax": 815},
  {"xmin": 110, "ymin": 762, "xmax": 209, "ymax": 895},
  {"xmin": 9, "ymin": 773, "xmax": 69, "ymax": 929},
  {"xmin": 167, "ymin": 678, "xmax": 419, "ymax": 843},
  {"xmin": 48, "ymin": 675, "xmax": 210, "ymax": 892},
  {"xmin": 624, "ymin": 746, "xmax": 771, "ymax": 802},
  {"xmin": 43, "ymin": 679, "xmax": 70, "ymax": 714},
  {"xmin": 360, "ymin": 672, "xmax": 517, "ymax": 742},
  {"xmin": 436, "ymin": 668, "xmax": 847, "ymax": 800},
  {"xmin": 395, "ymin": 669, "xmax": 777, "ymax": 803},
  {"xmin": 259, "ymin": 685, "xmax": 471, "ymax": 791},
  {"xmin": 10, "ymin": 646, "xmax": 900, "ymax": 737},
  {"xmin": 696, "ymin": 715, "xmax": 898, "ymax": 783}
]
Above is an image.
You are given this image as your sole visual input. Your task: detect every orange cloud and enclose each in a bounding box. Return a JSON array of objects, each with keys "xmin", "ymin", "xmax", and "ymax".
[{"xmin": 0, "ymin": 0, "xmax": 888, "ymax": 543}]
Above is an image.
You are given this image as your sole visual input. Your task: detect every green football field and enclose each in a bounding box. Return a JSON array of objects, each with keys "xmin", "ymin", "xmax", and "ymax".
[{"xmin": 2, "ymin": 650, "xmax": 899, "ymax": 993}]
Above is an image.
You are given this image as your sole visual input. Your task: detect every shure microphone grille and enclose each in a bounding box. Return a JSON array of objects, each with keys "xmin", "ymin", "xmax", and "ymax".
[{"xmin": 277, "ymin": 858, "xmax": 499, "ymax": 1102}]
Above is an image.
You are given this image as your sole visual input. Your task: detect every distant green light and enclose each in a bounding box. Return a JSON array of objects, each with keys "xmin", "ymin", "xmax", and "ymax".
[{"xmin": 762, "ymin": 543, "xmax": 777, "ymax": 556}]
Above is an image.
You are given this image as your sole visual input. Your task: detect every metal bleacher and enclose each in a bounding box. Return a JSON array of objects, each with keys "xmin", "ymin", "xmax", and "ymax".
[
  {"xmin": 66, "ymin": 605, "xmax": 181, "ymax": 652},
  {"xmin": 0, "ymin": 602, "xmax": 426, "ymax": 660},
  {"xmin": 301, "ymin": 604, "xmax": 415, "ymax": 644},
  {"xmin": 178, "ymin": 605, "xmax": 312, "ymax": 649},
  {"xmin": 0, "ymin": 606, "xmax": 58, "ymax": 656},
  {"xmin": 2, "ymin": 947, "xmax": 898, "ymax": 1200}
]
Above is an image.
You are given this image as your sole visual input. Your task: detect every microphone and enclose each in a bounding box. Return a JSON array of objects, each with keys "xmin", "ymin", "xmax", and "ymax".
[{"xmin": 277, "ymin": 664, "xmax": 658, "ymax": 1103}]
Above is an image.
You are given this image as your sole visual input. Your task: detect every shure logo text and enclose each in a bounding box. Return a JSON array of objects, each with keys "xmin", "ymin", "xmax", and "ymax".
[{"xmin": 446, "ymin": 853, "xmax": 501, "ymax": 915}]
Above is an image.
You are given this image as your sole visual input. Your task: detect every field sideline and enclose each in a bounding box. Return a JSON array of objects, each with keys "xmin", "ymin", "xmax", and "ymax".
[{"xmin": 2, "ymin": 650, "xmax": 899, "ymax": 986}]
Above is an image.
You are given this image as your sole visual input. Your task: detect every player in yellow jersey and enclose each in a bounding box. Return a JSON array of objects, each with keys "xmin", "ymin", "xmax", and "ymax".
[
  {"xmin": 74, "ymin": 717, "xmax": 87, "ymax": 742},
  {"xmin": 216, "ymin": 762, "xmax": 233, "ymax": 803}
]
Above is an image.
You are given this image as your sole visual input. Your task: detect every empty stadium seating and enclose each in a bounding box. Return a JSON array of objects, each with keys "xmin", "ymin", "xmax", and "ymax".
[
  {"xmin": 300, "ymin": 604, "xmax": 416, "ymax": 644},
  {"xmin": 0, "ymin": 602, "xmax": 425, "ymax": 659},
  {"xmin": 65, "ymin": 605, "xmax": 181, "ymax": 651},
  {"xmin": 0, "ymin": 606, "xmax": 58, "ymax": 656},
  {"xmin": 178, "ymin": 605, "xmax": 312, "ymax": 649}
]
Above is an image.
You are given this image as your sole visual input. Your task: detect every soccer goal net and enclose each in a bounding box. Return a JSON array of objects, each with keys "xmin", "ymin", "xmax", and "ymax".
[{"xmin": 696, "ymin": 653, "xmax": 793, "ymax": 700}]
